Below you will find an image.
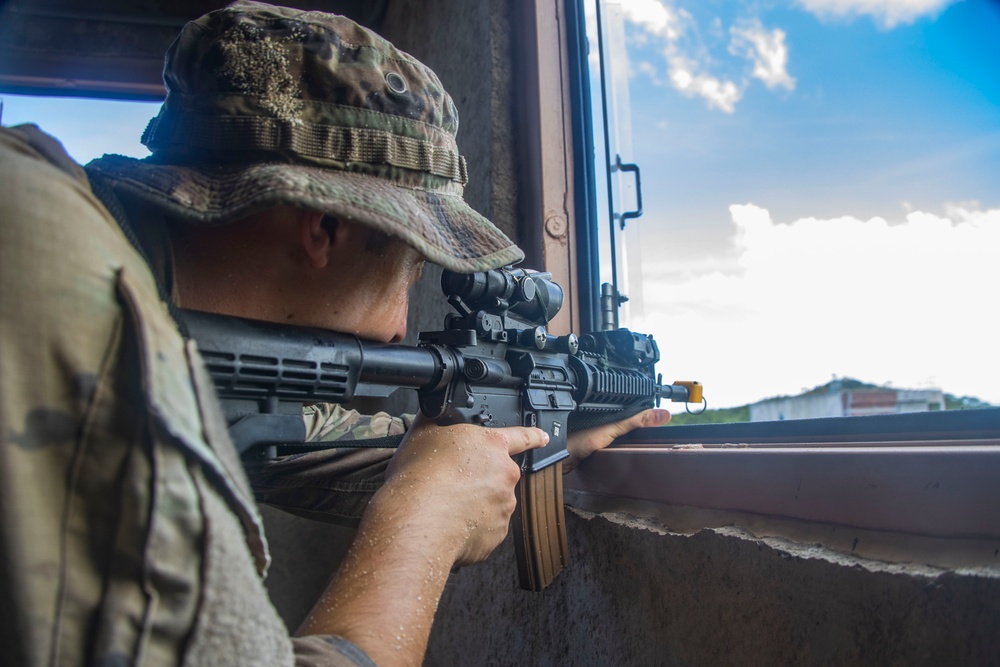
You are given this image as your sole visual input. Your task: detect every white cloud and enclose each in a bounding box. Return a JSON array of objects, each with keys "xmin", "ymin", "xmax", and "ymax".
[
  {"xmin": 666, "ymin": 56, "xmax": 743, "ymax": 113},
  {"xmin": 729, "ymin": 20, "xmax": 796, "ymax": 91},
  {"xmin": 635, "ymin": 204, "xmax": 1000, "ymax": 408},
  {"xmin": 620, "ymin": 0, "xmax": 684, "ymax": 40},
  {"xmin": 797, "ymin": 0, "xmax": 958, "ymax": 28},
  {"xmin": 620, "ymin": 0, "xmax": 745, "ymax": 113},
  {"xmin": 617, "ymin": 0, "xmax": 794, "ymax": 113}
]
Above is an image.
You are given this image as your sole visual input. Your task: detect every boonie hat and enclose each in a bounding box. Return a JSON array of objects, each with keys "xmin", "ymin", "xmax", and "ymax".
[{"xmin": 86, "ymin": 0, "xmax": 523, "ymax": 273}]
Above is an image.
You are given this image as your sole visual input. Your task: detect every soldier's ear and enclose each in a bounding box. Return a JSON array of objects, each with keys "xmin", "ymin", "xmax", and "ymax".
[{"xmin": 299, "ymin": 210, "xmax": 332, "ymax": 268}]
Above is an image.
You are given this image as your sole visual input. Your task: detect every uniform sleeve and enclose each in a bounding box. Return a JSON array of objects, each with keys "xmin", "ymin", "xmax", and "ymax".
[
  {"xmin": 0, "ymin": 125, "xmax": 346, "ymax": 667},
  {"xmin": 292, "ymin": 636, "xmax": 379, "ymax": 667},
  {"xmin": 303, "ymin": 402, "xmax": 415, "ymax": 441},
  {"xmin": 246, "ymin": 404, "xmax": 415, "ymax": 525}
]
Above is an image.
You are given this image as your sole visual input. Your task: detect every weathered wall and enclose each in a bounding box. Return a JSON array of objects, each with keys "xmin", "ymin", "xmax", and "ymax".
[
  {"xmin": 424, "ymin": 509, "xmax": 1000, "ymax": 666},
  {"xmin": 259, "ymin": 505, "xmax": 356, "ymax": 628},
  {"xmin": 263, "ymin": 502, "xmax": 1000, "ymax": 665}
]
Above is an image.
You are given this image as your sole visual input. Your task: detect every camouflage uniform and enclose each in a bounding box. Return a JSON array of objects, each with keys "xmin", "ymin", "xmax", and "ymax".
[
  {"xmin": 0, "ymin": 125, "xmax": 376, "ymax": 665},
  {"xmin": 1, "ymin": 3, "xmax": 520, "ymax": 665},
  {"xmin": 248, "ymin": 406, "xmax": 413, "ymax": 527}
]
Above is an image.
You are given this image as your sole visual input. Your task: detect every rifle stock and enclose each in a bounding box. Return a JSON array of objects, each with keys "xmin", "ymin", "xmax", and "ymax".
[{"xmin": 180, "ymin": 267, "xmax": 697, "ymax": 590}]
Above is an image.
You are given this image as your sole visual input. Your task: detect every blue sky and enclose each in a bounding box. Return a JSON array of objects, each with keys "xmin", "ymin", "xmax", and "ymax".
[
  {"xmin": 600, "ymin": 0, "xmax": 1000, "ymax": 246},
  {"xmin": 631, "ymin": 0, "xmax": 999, "ymax": 223},
  {"xmin": 590, "ymin": 0, "xmax": 1000, "ymax": 407},
  {"xmin": 1, "ymin": 95, "xmax": 157, "ymax": 163},
  {"xmin": 1, "ymin": 0, "xmax": 997, "ymax": 408}
]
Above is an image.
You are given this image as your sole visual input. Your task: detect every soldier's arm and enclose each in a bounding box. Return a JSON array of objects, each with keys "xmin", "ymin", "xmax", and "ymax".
[{"xmin": 296, "ymin": 419, "xmax": 547, "ymax": 667}]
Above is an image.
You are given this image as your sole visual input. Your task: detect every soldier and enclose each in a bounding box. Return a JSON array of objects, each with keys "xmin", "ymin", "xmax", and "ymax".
[{"xmin": 0, "ymin": 2, "xmax": 669, "ymax": 665}]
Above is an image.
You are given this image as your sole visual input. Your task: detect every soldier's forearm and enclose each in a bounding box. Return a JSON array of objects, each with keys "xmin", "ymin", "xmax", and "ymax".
[{"xmin": 295, "ymin": 484, "xmax": 461, "ymax": 667}]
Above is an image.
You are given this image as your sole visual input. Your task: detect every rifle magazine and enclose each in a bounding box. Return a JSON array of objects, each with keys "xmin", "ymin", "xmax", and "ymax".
[{"xmin": 512, "ymin": 463, "xmax": 569, "ymax": 591}]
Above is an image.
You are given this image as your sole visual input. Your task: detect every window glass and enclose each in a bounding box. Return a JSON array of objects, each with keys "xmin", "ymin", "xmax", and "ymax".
[{"xmin": 586, "ymin": 0, "xmax": 999, "ymax": 421}]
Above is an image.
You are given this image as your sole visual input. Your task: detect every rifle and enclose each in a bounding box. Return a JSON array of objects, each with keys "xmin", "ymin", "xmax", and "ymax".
[{"xmin": 180, "ymin": 267, "xmax": 702, "ymax": 590}]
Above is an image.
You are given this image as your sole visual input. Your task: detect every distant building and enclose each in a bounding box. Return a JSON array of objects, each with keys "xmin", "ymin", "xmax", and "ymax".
[{"xmin": 748, "ymin": 380, "xmax": 945, "ymax": 422}]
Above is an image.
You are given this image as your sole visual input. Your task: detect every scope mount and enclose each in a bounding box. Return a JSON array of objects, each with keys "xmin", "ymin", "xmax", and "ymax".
[{"xmin": 428, "ymin": 267, "xmax": 578, "ymax": 354}]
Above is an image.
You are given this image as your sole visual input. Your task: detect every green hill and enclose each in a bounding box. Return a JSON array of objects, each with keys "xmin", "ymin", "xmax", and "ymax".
[
  {"xmin": 665, "ymin": 378, "xmax": 992, "ymax": 426},
  {"xmin": 668, "ymin": 403, "xmax": 749, "ymax": 425}
]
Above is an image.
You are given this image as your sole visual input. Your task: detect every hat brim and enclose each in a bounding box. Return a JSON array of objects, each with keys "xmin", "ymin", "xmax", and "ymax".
[{"xmin": 86, "ymin": 154, "xmax": 524, "ymax": 273}]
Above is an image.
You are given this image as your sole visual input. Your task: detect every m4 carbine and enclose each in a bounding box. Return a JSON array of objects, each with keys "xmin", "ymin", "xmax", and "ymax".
[{"xmin": 180, "ymin": 267, "xmax": 701, "ymax": 590}]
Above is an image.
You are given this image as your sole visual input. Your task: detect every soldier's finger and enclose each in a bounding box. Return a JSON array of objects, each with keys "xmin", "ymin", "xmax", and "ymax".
[
  {"xmin": 636, "ymin": 408, "xmax": 671, "ymax": 429},
  {"xmin": 602, "ymin": 408, "xmax": 671, "ymax": 442},
  {"xmin": 503, "ymin": 427, "xmax": 549, "ymax": 456}
]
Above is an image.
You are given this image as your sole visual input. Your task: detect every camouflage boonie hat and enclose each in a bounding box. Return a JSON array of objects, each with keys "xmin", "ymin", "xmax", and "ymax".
[{"xmin": 86, "ymin": 0, "xmax": 523, "ymax": 273}]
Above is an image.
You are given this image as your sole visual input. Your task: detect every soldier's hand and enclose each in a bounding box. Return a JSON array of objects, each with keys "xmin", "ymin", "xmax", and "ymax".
[
  {"xmin": 564, "ymin": 408, "xmax": 671, "ymax": 474},
  {"xmin": 381, "ymin": 418, "xmax": 548, "ymax": 566},
  {"xmin": 302, "ymin": 420, "xmax": 546, "ymax": 665}
]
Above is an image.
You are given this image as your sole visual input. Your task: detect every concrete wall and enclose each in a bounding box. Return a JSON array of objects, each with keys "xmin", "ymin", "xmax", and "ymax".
[
  {"xmin": 263, "ymin": 503, "xmax": 1000, "ymax": 666},
  {"xmin": 424, "ymin": 508, "xmax": 1000, "ymax": 666}
]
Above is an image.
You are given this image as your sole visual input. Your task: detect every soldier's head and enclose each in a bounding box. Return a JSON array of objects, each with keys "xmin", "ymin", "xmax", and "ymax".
[{"xmin": 86, "ymin": 1, "xmax": 522, "ymax": 340}]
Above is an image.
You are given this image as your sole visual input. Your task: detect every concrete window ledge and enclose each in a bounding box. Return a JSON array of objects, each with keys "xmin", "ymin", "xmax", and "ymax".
[{"xmin": 565, "ymin": 408, "xmax": 1000, "ymax": 571}]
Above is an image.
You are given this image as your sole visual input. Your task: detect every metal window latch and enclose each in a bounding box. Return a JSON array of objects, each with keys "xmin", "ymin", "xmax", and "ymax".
[{"xmin": 613, "ymin": 154, "xmax": 643, "ymax": 230}]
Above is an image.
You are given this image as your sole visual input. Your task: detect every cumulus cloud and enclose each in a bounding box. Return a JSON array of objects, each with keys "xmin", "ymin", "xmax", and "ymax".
[
  {"xmin": 729, "ymin": 20, "xmax": 796, "ymax": 91},
  {"xmin": 797, "ymin": 0, "xmax": 958, "ymax": 28},
  {"xmin": 635, "ymin": 204, "xmax": 1000, "ymax": 408},
  {"xmin": 620, "ymin": 0, "xmax": 684, "ymax": 39},
  {"xmin": 619, "ymin": 0, "xmax": 746, "ymax": 113},
  {"xmin": 615, "ymin": 0, "xmax": 794, "ymax": 113},
  {"xmin": 666, "ymin": 55, "xmax": 744, "ymax": 113}
]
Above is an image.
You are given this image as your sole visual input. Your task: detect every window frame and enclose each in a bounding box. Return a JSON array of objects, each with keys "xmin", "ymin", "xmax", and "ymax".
[
  {"xmin": 540, "ymin": 0, "xmax": 1000, "ymax": 545},
  {"xmin": 566, "ymin": 408, "xmax": 1000, "ymax": 540}
]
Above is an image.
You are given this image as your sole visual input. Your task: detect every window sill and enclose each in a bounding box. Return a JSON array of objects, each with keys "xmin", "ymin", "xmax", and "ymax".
[{"xmin": 565, "ymin": 408, "xmax": 1000, "ymax": 542}]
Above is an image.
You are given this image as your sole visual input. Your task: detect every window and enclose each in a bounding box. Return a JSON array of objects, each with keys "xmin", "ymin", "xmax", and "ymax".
[
  {"xmin": 0, "ymin": 93, "xmax": 159, "ymax": 163},
  {"xmin": 564, "ymin": 0, "xmax": 1000, "ymax": 544},
  {"xmin": 581, "ymin": 0, "xmax": 999, "ymax": 422}
]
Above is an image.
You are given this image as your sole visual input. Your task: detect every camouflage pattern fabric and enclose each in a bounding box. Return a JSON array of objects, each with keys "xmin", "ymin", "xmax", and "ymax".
[
  {"xmin": 0, "ymin": 124, "xmax": 374, "ymax": 666},
  {"xmin": 86, "ymin": 0, "xmax": 524, "ymax": 273},
  {"xmin": 304, "ymin": 403, "xmax": 414, "ymax": 441},
  {"xmin": 246, "ymin": 405, "xmax": 410, "ymax": 527}
]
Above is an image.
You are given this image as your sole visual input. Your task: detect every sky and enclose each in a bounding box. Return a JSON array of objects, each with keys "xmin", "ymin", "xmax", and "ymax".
[
  {"xmin": 588, "ymin": 0, "xmax": 1000, "ymax": 408},
  {"xmin": 1, "ymin": 0, "xmax": 998, "ymax": 409},
  {"xmin": 0, "ymin": 95, "xmax": 158, "ymax": 163}
]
